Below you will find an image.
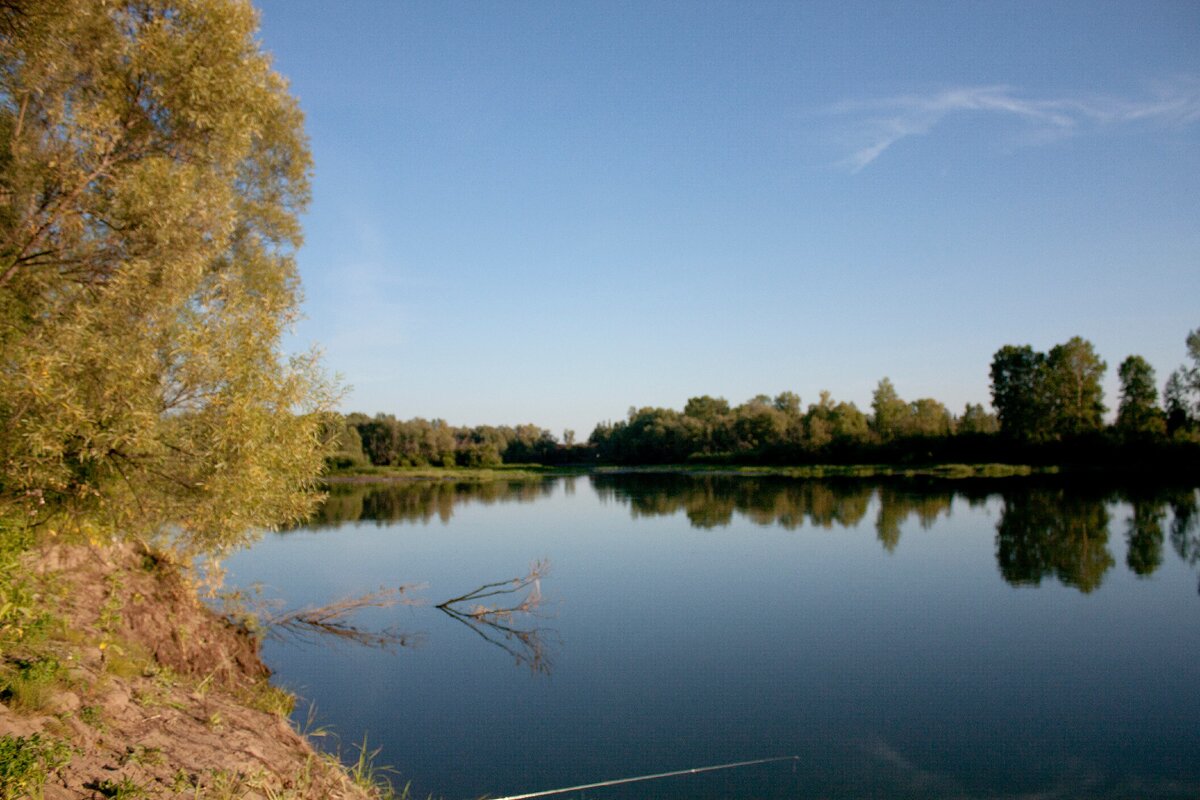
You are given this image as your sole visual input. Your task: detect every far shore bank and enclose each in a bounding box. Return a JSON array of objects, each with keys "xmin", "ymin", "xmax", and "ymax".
[
  {"xmin": 323, "ymin": 462, "xmax": 1047, "ymax": 483},
  {"xmin": 323, "ymin": 458, "xmax": 1200, "ymax": 486}
]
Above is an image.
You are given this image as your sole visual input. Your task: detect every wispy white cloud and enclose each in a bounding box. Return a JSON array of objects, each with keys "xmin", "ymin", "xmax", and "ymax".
[{"xmin": 833, "ymin": 79, "xmax": 1200, "ymax": 171}]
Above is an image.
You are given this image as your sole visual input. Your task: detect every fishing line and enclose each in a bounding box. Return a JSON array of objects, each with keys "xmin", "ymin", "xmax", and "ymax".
[{"xmin": 487, "ymin": 754, "xmax": 801, "ymax": 800}]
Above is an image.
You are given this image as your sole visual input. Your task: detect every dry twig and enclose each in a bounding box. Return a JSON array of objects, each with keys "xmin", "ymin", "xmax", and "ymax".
[
  {"xmin": 268, "ymin": 585, "xmax": 426, "ymax": 649},
  {"xmin": 436, "ymin": 561, "xmax": 554, "ymax": 674}
]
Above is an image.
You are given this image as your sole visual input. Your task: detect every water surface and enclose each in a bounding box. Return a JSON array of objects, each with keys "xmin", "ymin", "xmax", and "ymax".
[{"xmin": 223, "ymin": 476, "xmax": 1200, "ymax": 799}]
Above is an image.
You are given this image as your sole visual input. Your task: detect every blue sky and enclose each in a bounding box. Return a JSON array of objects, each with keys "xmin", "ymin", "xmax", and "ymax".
[{"xmin": 255, "ymin": 0, "xmax": 1200, "ymax": 437}]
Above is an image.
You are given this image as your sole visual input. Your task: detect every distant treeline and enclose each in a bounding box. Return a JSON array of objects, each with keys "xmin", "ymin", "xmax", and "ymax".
[
  {"xmin": 331, "ymin": 327, "xmax": 1200, "ymax": 470},
  {"xmin": 587, "ymin": 331, "xmax": 1200, "ymax": 468},
  {"xmin": 327, "ymin": 413, "xmax": 591, "ymax": 469}
]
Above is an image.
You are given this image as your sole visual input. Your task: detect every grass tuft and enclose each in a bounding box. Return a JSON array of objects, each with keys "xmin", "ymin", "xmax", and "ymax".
[
  {"xmin": 346, "ymin": 734, "xmax": 408, "ymax": 800},
  {"xmin": 0, "ymin": 655, "xmax": 66, "ymax": 712},
  {"xmin": 91, "ymin": 776, "xmax": 149, "ymax": 799},
  {"xmin": 0, "ymin": 733, "xmax": 72, "ymax": 800},
  {"xmin": 242, "ymin": 680, "xmax": 296, "ymax": 716}
]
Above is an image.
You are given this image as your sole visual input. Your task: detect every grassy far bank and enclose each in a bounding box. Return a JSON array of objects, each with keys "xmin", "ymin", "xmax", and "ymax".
[
  {"xmin": 599, "ymin": 463, "xmax": 1049, "ymax": 479},
  {"xmin": 324, "ymin": 462, "xmax": 589, "ymax": 483},
  {"xmin": 323, "ymin": 462, "xmax": 1053, "ymax": 483}
]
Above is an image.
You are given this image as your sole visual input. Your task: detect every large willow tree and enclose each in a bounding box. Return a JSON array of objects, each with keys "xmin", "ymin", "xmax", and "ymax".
[{"xmin": 0, "ymin": 0, "xmax": 332, "ymax": 553}]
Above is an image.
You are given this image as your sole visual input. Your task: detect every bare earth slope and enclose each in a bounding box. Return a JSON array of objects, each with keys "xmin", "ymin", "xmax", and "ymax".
[{"xmin": 0, "ymin": 540, "xmax": 372, "ymax": 799}]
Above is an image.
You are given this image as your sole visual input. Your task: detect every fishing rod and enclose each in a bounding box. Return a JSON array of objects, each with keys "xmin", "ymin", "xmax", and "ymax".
[{"xmin": 486, "ymin": 754, "xmax": 801, "ymax": 800}]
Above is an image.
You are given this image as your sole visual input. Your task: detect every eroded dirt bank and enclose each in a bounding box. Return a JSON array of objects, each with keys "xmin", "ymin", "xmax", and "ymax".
[{"xmin": 0, "ymin": 539, "xmax": 374, "ymax": 799}]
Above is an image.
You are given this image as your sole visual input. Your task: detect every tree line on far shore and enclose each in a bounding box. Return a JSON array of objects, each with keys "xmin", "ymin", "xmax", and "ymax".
[
  {"xmin": 327, "ymin": 414, "xmax": 578, "ymax": 469},
  {"xmin": 332, "ymin": 327, "xmax": 1200, "ymax": 470}
]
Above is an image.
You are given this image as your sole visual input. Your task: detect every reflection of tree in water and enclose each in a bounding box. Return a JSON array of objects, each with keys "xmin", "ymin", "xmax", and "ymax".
[
  {"xmin": 1167, "ymin": 489, "xmax": 1200, "ymax": 592},
  {"xmin": 590, "ymin": 475, "xmax": 877, "ymax": 532},
  {"xmin": 312, "ymin": 477, "xmax": 1200, "ymax": 595},
  {"xmin": 436, "ymin": 561, "xmax": 554, "ymax": 675},
  {"xmin": 599, "ymin": 478, "xmax": 1200, "ymax": 591},
  {"xmin": 996, "ymin": 489, "xmax": 1114, "ymax": 593},
  {"xmin": 593, "ymin": 475, "xmax": 953, "ymax": 552},
  {"xmin": 784, "ymin": 482, "xmax": 871, "ymax": 530},
  {"xmin": 302, "ymin": 480, "xmax": 557, "ymax": 529},
  {"xmin": 259, "ymin": 564, "xmax": 554, "ymax": 676},
  {"xmin": 593, "ymin": 475, "xmax": 733, "ymax": 527},
  {"xmin": 874, "ymin": 488, "xmax": 954, "ymax": 553},
  {"xmin": 1124, "ymin": 491, "xmax": 1167, "ymax": 577}
]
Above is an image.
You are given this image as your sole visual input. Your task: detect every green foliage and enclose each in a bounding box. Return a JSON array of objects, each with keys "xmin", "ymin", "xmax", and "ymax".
[
  {"xmin": 78, "ymin": 704, "xmax": 104, "ymax": 728},
  {"xmin": 957, "ymin": 403, "xmax": 999, "ymax": 435},
  {"xmin": 871, "ymin": 378, "xmax": 907, "ymax": 441},
  {"xmin": 803, "ymin": 391, "xmax": 869, "ymax": 451},
  {"xmin": 0, "ymin": 654, "xmax": 65, "ymax": 711},
  {"xmin": 1165, "ymin": 326, "xmax": 1200, "ymax": 437},
  {"xmin": 324, "ymin": 417, "xmax": 369, "ymax": 469},
  {"xmin": 92, "ymin": 777, "xmax": 149, "ymax": 800},
  {"xmin": 682, "ymin": 395, "xmax": 735, "ymax": 454},
  {"xmin": 732, "ymin": 396, "xmax": 787, "ymax": 451},
  {"xmin": 0, "ymin": 522, "xmax": 51, "ymax": 651},
  {"xmin": 1045, "ymin": 336, "xmax": 1106, "ymax": 435},
  {"xmin": 0, "ymin": 733, "xmax": 71, "ymax": 800},
  {"xmin": 342, "ymin": 328, "xmax": 1200, "ymax": 470},
  {"xmin": 346, "ymin": 413, "xmax": 563, "ymax": 468},
  {"xmin": 870, "ymin": 380, "xmax": 955, "ymax": 440},
  {"xmin": 990, "ymin": 337, "xmax": 1106, "ymax": 440},
  {"xmin": 906, "ymin": 398, "xmax": 954, "ymax": 438},
  {"xmin": 990, "ymin": 344, "xmax": 1051, "ymax": 440},
  {"xmin": 1116, "ymin": 355, "xmax": 1165, "ymax": 438},
  {"xmin": 242, "ymin": 680, "xmax": 296, "ymax": 716},
  {"xmin": 1165, "ymin": 370, "xmax": 1192, "ymax": 436},
  {"xmin": 346, "ymin": 734, "xmax": 404, "ymax": 800},
  {"xmin": 0, "ymin": 0, "xmax": 334, "ymax": 554}
]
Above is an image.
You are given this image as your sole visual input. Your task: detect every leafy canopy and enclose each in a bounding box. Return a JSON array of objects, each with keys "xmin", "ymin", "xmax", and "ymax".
[{"xmin": 0, "ymin": 0, "xmax": 333, "ymax": 553}]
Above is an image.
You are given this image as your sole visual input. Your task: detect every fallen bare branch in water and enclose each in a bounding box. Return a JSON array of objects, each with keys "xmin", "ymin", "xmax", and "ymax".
[
  {"xmin": 268, "ymin": 584, "xmax": 426, "ymax": 650},
  {"xmin": 437, "ymin": 561, "xmax": 555, "ymax": 674},
  {"xmin": 435, "ymin": 559, "xmax": 547, "ymax": 614}
]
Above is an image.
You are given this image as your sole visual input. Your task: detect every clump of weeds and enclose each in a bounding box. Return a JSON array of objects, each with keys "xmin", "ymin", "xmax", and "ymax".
[{"xmin": 0, "ymin": 733, "xmax": 72, "ymax": 800}]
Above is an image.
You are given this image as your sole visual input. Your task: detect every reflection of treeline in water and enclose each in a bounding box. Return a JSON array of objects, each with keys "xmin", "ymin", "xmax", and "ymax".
[
  {"xmin": 591, "ymin": 474, "xmax": 964, "ymax": 549},
  {"xmin": 997, "ymin": 485, "xmax": 1200, "ymax": 593},
  {"xmin": 591, "ymin": 475, "xmax": 1200, "ymax": 593},
  {"xmin": 303, "ymin": 479, "xmax": 563, "ymax": 529},
  {"xmin": 304, "ymin": 476, "xmax": 1200, "ymax": 595}
]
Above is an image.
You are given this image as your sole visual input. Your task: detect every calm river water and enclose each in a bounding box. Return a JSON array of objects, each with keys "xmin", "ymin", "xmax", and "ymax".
[{"xmin": 222, "ymin": 475, "xmax": 1200, "ymax": 799}]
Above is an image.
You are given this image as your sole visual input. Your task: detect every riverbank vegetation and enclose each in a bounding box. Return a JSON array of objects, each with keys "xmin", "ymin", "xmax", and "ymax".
[
  {"xmin": 331, "ymin": 329, "xmax": 1200, "ymax": 475},
  {"xmin": 0, "ymin": 0, "xmax": 335, "ymax": 555},
  {"xmin": 1, "ymin": 0, "xmax": 1197, "ymax": 794},
  {"xmin": 0, "ymin": 532, "xmax": 388, "ymax": 799},
  {"xmin": 0, "ymin": 1, "xmax": 386, "ymax": 796}
]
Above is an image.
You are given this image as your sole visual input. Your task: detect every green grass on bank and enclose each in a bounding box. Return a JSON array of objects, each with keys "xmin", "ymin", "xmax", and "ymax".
[
  {"xmin": 596, "ymin": 463, "xmax": 1050, "ymax": 479},
  {"xmin": 322, "ymin": 463, "xmax": 589, "ymax": 482},
  {"xmin": 324, "ymin": 462, "xmax": 1051, "ymax": 482}
]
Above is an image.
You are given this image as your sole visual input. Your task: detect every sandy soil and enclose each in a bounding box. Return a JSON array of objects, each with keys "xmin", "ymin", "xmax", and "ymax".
[{"xmin": 0, "ymin": 540, "xmax": 373, "ymax": 799}]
